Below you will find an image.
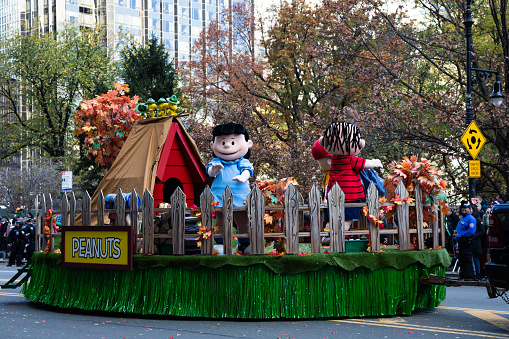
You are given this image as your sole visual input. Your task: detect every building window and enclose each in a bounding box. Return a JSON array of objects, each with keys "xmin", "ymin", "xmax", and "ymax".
[
  {"xmin": 180, "ymin": 24, "xmax": 188, "ymax": 35},
  {"xmin": 79, "ymin": 6, "xmax": 93, "ymax": 14},
  {"xmin": 192, "ymin": 8, "xmax": 200, "ymax": 20},
  {"xmin": 152, "ymin": 0, "xmax": 159, "ymax": 12}
]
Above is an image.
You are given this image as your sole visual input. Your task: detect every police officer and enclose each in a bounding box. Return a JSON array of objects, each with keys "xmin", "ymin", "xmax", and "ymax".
[
  {"xmin": 0, "ymin": 218, "xmax": 8, "ymax": 257},
  {"xmin": 24, "ymin": 219, "xmax": 35, "ymax": 264},
  {"xmin": 454, "ymin": 202, "xmax": 477, "ymax": 280},
  {"xmin": 6, "ymin": 220, "xmax": 28, "ymax": 267}
]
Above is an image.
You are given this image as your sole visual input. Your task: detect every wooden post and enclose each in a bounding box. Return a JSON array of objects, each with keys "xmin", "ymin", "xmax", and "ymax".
[
  {"xmin": 395, "ymin": 181, "xmax": 411, "ymax": 250},
  {"xmin": 308, "ymin": 184, "xmax": 321, "ymax": 253},
  {"xmin": 200, "ymin": 186, "xmax": 214, "ymax": 255},
  {"xmin": 41, "ymin": 195, "xmax": 47, "ymax": 251},
  {"xmin": 61, "ymin": 193, "xmax": 68, "ymax": 227},
  {"xmin": 415, "ymin": 184, "xmax": 424, "ymax": 249},
  {"xmin": 433, "ymin": 201, "xmax": 439, "ymax": 248},
  {"xmin": 82, "ymin": 191, "xmax": 91, "ymax": 226},
  {"xmin": 115, "ymin": 189, "xmax": 126, "ymax": 226},
  {"xmin": 367, "ymin": 182, "xmax": 380, "ymax": 252},
  {"xmin": 440, "ymin": 208, "xmax": 446, "ymax": 249},
  {"xmin": 130, "ymin": 189, "xmax": 139, "ymax": 253},
  {"xmin": 171, "ymin": 187, "xmax": 186, "ymax": 255},
  {"xmin": 221, "ymin": 186, "xmax": 234, "ymax": 255},
  {"xmin": 69, "ymin": 191, "xmax": 76, "ymax": 226},
  {"xmin": 97, "ymin": 190, "xmax": 105, "ymax": 226},
  {"xmin": 142, "ymin": 189, "xmax": 154, "ymax": 254},
  {"xmin": 48, "ymin": 193, "xmax": 53, "ymax": 211},
  {"xmin": 298, "ymin": 191, "xmax": 304, "ymax": 231},
  {"xmin": 328, "ymin": 182, "xmax": 345, "ymax": 253},
  {"xmin": 284, "ymin": 183, "xmax": 300, "ymax": 254},
  {"xmin": 359, "ymin": 213, "xmax": 367, "ymax": 229},
  {"xmin": 247, "ymin": 185, "xmax": 265, "ymax": 255},
  {"xmin": 34, "ymin": 195, "xmax": 40, "ymax": 251}
]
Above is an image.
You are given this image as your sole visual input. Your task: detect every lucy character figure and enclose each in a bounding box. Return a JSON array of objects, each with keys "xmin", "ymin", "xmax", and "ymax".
[
  {"xmin": 319, "ymin": 122, "xmax": 382, "ymax": 230},
  {"xmin": 207, "ymin": 123, "xmax": 254, "ymax": 254}
]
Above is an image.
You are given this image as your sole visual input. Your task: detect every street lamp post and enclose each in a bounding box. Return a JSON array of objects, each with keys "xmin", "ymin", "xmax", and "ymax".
[{"xmin": 463, "ymin": 0, "xmax": 504, "ymax": 202}]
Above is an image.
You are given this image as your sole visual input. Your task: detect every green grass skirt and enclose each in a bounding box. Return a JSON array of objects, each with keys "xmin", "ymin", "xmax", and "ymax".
[{"xmin": 23, "ymin": 249, "xmax": 450, "ymax": 319}]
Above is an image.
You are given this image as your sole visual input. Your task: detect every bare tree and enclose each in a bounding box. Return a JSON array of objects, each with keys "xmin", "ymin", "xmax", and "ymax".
[{"xmin": 0, "ymin": 160, "xmax": 61, "ymax": 216}]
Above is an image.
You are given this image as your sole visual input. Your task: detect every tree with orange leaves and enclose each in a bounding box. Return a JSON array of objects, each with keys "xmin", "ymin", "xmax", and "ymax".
[
  {"xmin": 74, "ymin": 82, "xmax": 141, "ymax": 170},
  {"xmin": 183, "ymin": 0, "xmax": 401, "ymax": 192}
]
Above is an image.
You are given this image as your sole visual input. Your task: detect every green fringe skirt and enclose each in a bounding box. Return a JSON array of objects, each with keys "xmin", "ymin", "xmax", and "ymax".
[{"xmin": 23, "ymin": 250, "xmax": 449, "ymax": 319}]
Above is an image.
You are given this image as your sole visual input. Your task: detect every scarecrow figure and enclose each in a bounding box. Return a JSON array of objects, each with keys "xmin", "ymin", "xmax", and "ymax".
[
  {"xmin": 207, "ymin": 123, "xmax": 254, "ymax": 254},
  {"xmin": 319, "ymin": 121, "xmax": 383, "ymax": 230}
]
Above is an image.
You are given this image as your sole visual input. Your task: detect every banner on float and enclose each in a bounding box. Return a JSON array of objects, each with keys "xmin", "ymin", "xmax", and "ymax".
[{"xmin": 61, "ymin": 226, "xmax": 133, "ymax": 270}]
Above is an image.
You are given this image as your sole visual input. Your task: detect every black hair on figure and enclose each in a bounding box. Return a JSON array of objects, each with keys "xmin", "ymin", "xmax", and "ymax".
[
  {"xmin": 322, "ymin": 122, "xmax": 362, "ymax": 154},
  {"xmin": 211, "ymin": 123, "xmax": 251, "ymax": 159}
]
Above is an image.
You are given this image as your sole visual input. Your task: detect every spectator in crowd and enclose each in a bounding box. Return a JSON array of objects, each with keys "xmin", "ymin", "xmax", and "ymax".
[
  {"xmin": 445, "ymin": 208, "xmax": 460, "ymax": 255},
  {"xmin": 475, "ymin": 195, "xmax": 490, "ymax": 217},
  {"xmin": 0, "ymin": 218, "xmax": 8, "ymax": 258},
  {"xmin": 471, "ymin": 205, "xmax": 485, "ymax": 280},
  {"xmin": 454, "ymin": 202, "xmax": 477, "ymax": 280},
  {"xmin": 24, "ymin": 219, "xmax": 35, "ymax": 264},
  {"xmin": 6, "ymin": 220, "xmax": 28, "ymax": 267}
]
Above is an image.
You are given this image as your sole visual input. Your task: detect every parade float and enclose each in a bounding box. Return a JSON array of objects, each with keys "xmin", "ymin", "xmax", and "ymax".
[{"xmin": 21, "ymin": 103, "xmax": 451, "ymax": 319}]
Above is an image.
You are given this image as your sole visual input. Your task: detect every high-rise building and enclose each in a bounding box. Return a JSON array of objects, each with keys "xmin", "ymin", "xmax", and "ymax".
[
  {"xmin": 0, "ymin": 0, "xmax": 251, "ymax": 169},
  {"xmin": 0, "ymin": 0, "xmax": 247, "ymax": 62}
]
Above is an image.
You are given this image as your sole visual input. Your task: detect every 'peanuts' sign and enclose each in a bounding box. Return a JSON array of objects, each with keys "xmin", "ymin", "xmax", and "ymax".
[{"xmin": 61, "ymin": 226, "xmax": 132, "ymax": 270}]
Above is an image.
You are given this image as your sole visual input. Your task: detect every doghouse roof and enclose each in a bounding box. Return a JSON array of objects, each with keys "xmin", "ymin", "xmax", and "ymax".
[{"xmin": 82, "ymin": 117, "xmax": 207, "ymax": 224}]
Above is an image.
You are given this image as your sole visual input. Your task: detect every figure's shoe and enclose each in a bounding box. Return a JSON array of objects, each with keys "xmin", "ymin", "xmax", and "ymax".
[
  {"xmin": 236, "ymin": 243, "xmax": 250, "ymax": 254},
  {"xmin": 6, "ymin": 264, "xmax": 12, "ymax": 267},
  {"xmin": 213, "ymin": 244, "xmax": 224, "ymax": 255}
]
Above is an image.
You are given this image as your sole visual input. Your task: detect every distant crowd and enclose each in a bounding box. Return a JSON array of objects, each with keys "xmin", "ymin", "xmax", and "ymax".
[
  {"xmin": 445, "ymin": 196, "xmax": 500, "ymax": 281},
  {"xmin": 0, "ymin": 216, "xmax": 36, "ymax": 267}
]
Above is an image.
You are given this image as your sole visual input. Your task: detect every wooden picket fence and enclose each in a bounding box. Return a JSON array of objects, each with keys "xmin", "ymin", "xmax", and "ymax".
[{"xmin": 34, "ymin": 181, "xmax": 445, "ymax": 255}]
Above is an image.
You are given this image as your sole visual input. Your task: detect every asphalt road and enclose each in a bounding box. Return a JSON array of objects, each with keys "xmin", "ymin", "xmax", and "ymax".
[{"xmin": 0, "ymin": 263, "xmax": 508, "ymax": 339}]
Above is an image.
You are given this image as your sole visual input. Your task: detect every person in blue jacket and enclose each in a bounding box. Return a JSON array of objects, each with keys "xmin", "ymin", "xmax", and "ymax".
[
  {"xmin": 454, "ymin": 202, "xmax": 477, "ymax": 280},
  {"xmin": 207, "ymin": 123, "xmax": 254, "ymax": 254}
]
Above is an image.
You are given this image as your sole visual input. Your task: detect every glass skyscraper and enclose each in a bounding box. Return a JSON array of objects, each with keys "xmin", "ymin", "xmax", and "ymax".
[{"xmin": 0, "ymin": 0, "xmax": 247, "ymax": 62}]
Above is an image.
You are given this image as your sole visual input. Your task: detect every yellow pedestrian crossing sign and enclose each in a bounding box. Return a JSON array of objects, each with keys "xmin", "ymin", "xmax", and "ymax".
[{"xmin": 461, "ymin": 120, "xmax": 486, "ymax": 159}]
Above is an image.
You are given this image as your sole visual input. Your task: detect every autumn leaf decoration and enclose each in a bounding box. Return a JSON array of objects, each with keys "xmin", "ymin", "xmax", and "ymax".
[
  {"xmin": 362, "ymin": 196, "xmax": 414, "ymax": 227},
  {"xmin": 74, "ymin": 82, "xmax": 140, "ymax": 169},
  {"xmin": 383, "ymin": 156, "xmax": 448, "ymax": 227},
  {"xmin": 195, "ymin": 224, "xmax": 219, "ymax": 250},
  {"xmin": 43, "ymin": 209, "xmax": 58, "ymax": 253},
  {"xmin": 253, "ymin": 177, "xmax": 299, "ymax": 253}
]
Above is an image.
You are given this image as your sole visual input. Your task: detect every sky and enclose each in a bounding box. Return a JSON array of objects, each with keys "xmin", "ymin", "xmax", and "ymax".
[{"xmin": 254, "ymin": 0, "xmax": 424, "ymax": 20}]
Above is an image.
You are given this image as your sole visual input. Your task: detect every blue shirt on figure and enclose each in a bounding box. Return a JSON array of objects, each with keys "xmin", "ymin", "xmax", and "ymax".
[{"xmin": 207, "ymin": 157, "xmax": 253, "ymax": 207}]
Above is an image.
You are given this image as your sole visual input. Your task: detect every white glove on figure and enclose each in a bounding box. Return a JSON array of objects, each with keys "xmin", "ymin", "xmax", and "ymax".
[{"xmin": 207, "ymin": 163, "xmax": 224, "ymax": 177}]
